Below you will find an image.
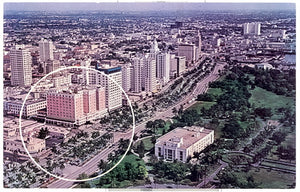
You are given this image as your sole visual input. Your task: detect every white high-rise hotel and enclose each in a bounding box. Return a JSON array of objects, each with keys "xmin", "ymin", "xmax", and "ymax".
[
  {"xmin": 243, "ymin": 22, "xmax": 261, "ymax": 35},
  {"xmin": 10, "ymin": 46, "xmax": 32, "ymax": 87},
  {"xmin": 39, "ymin": 39, "xmax": 54, "ymax": 62},
  {"xmin": 156, "ymin": 52, "xmax": 170, "ymax": 85}
]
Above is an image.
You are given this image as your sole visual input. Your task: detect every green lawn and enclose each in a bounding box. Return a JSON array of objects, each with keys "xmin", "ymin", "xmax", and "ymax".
[
  {"xmin": 251, "ymin": 168, "xmax": 295, "ymax": 188},
  {"xmin": 207, "ymin": 88, "xmax": 223, "ymax": 97},
  {"xmin": 188, "ymin": 101, "xmax": 216, "ymax": 114},
  {"xmin": 157, "ymin": 120, "xmax": 171, "ymax": 135},
  {"xmin": 121, "ymin": 154, "xmax": 145, "ymax": 166},
  {"xmin": 134, "ymin": 137, "xmax": 155, "ymax": 151},
  {"xmin": 235, "ymin": 168, "xmax": 295, "ymax": 188},
  {"xmin": 281, "ymin": 130, "xmax": 296, "ymax": 148},
  {"xmin": 249, "ymin": 87, "xmax": 295, "ymax": 113}
]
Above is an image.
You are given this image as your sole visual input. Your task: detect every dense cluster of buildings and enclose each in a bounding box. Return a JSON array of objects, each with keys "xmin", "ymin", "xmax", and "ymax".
[{"xmin": 3, "ymin": 10, "xmax": 295, "ymax": 168}]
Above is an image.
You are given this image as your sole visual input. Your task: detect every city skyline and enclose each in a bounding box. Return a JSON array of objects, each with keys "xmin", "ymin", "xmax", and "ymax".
[
  {"xmin": 3, "ymin": 1, "xmax": 296, "ymax": 189},
  {"xmin": 4, "ymin": 2, "xmax": 296, "ymax": 13}
]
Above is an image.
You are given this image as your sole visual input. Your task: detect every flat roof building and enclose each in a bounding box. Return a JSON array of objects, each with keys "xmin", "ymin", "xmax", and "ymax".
[
  {"xmin": 10, "ymin": 46, "xmax": 32, "ymax": 87},
  {"xmin": 155, "ymin": 126, "xmax": 214, "ymax": 162}
]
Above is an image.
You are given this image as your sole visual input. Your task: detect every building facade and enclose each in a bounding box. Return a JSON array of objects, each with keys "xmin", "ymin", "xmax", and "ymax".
[
  {"xmin": 144, "ymin": 55, "xmax": 157, "ymax": 93},
  {"xmin": 156, "ymin": 52, "xmax": 170, "ymax": 85},
  {"xmin": 4, "ymin": 99, "xmax": 47, "ymax": 118},
  {"xmin": 178, "ymin": 44, "xmax": 197, "ymax": 64},
  {"xmin": 121, "ymin": 63, "xmax": 133, "ymax": 92},
  {"xmin": 243, "ymin": 22, "xmax": 261, "ymax": 35},
  {"xmin": 155, "ymin": 126, "xmax": 214, "ymax": 162},
  {"xmin": 96, "ymin": 66, "xmax": 123, "ymax": 111},
  {"xmin": 10, "ymin": 47, "xmax": 32, "ymax": 87},
  {"xmin": 39, "ymin": 39, "xmax": 54, "ymax": 62},
  {"xmin": 46, "ymin": 86, "xmax": 106, "ymax": 126}
]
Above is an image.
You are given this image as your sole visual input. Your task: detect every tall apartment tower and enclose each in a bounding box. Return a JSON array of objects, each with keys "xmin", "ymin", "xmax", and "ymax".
[
  {"xmin": 178, "ymin": 44, "xmax": 197, "ymax": 64},
  {"xmin": 10, "ymin": 46, "xmax": 32, "ymax": 87},
  {"xmin": 243, "ymin": 22, "xmax": 261, "ymax": 35},
  {"xmin": 150, "ymin": 39, "xmax": 160, "ymax": 59},
  {"xmin": 144, "ymin": 55, "xmax": 157, "ymax": 93},
  {"xmin": 39, "ymin": 39, "xmax": 54, "ymax": 62},
  {"xmin": 195, "ymin": 31, "xmax": 202, "ymax": 56},
  {"xmin": 132, "ymin": 57, "xmax": 144, "ymax": 93},
  {"xmin": 97, "ymin": 65, "xmax": 123, "ymax": 111},
  {"xmin": 156, "ymin": 52, "xmax": 170, "ymax": 85},
  {"xmin": 121, "ymin": 63, "xmax": 133, "ymax": 92}
]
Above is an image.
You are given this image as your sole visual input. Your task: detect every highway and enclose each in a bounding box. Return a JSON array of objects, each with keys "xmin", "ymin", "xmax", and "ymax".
[{"xmin": 47, "ymin": 61, "xmax": 225, "ymax": 188}]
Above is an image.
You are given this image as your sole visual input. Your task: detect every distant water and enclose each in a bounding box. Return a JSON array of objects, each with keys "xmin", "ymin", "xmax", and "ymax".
[{"xmin": 283, "ymin": 54, "xmax": 296, "ymax": 64}]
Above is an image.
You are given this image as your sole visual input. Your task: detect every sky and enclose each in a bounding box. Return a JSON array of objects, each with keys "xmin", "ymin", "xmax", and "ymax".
[{"xmin": 4, "ymin": 2, "xmax": 296, "ymax": 12}]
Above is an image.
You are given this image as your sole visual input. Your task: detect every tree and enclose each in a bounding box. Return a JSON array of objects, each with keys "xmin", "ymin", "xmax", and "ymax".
[
  {"xmin": 91, "ymin": 131, "xmax": 100, "ymax": 139},
  {"xmin": 118, "ymin": 138, "xmax": 130, "ymax": 154},
  {"xmin": 98, "ymin": 159, "xmax": 108, "ymax": 171},
  {"xmin": 38, "ymin": 127, "xmax": 49, "ymax": 139},
  {"xmin": 59, "ymin": 163, "xmax": 65, "ymax": 172},
  {"xmin": 133, "ymin": 133, "xmax": 138, "ymax": 141},
  {"xmin": 137, "ymin": 165, "xmax": 148, "ymax": 179},
  {"xmin": 151, "ymin": 135, "xmax": 156, "ymax": 145},
  {"xmin": 146, "ymin": 121, "xmax": 154, "ymax": 133},
  {"xmin": 77, "ymin": 173, "xmax": 91, "ymax": 188},
  {"xmin": 172, "ymin": 107, "xmax": 178, "ymax": 115},
  {"xmin": 254, "ymin": 107, "xmax": 272, "ymax": 119},
  {"xmin": 222, "ymin": 118, "xmax": 244, "ymax": 139},
  {"xmin": 270, "ymin": 131, "xmax": 287, "ymax": 145},
  {"xmin": 178, "ymin": 105, "xmax": 184, "ymax": 117},
  {"xmin": 137, "ymin": 141, "xmax": 145, "ymax": 158},
  {"xmin": 197, "ymin": 93, "xmax": 215, "ymax": 102}
]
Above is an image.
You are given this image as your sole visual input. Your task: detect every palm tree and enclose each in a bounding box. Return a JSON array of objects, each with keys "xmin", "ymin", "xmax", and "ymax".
[
  {"xmin": 59, "ymin": 163, "xmax": 65, "ymax": 173},
  {"xmin": 172, "ymin": 107, "xmax": 178, "ymax": 115},
  {"xmin": 98, "ymin": 159, "xmax": 108, "ymax": 171}
]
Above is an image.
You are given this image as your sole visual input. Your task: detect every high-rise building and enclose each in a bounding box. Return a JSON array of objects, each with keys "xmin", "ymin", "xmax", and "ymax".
[
  {"xmin": 39, "ymin": 39, "xmax": 54, "ymax": 62},
  {"xmin": 46, "ymin": 86, "xmax": 106, "ymax": 126},
  {"xmin": 46, "ymin": 60, "xmax": 60, "ymax": 74},
  {"xmin": 10, "ymin": 46, "xmax": 32, "ymax": 87},
  {"xmin": 156, "ymin": 52, "xmax": 170, "ymax": 85},
  {"xmin": 132, "ymin": 57, "xmax": 143, "ymax": 93},
  {"xmin": 195, "ymin": 31, "xmax": 202, "ymax": 56},
  {"xmin": 144, "ymin": 55, "xmax": 157, "ymax": 93},
  {"xmin": 47, "ymin": 90, "xmax": 85, "ymax": 124},
  {"xmin": 121, "ymin": 63, "xmax": 133, "ymax": 92},
  {"xmin": 178, "ymin": 44, "xmax": 197, "ymax": 64},
  {"xmin": 243, "ymin": 22, "xmax": 261, "ymax": 35},
  {"xmin": 96, "ymin": 87, "xmax": 106, "ymax": 112},
  {"xmin": 97, "ymin": 65, "xmax": 123, "ymax": 111},
  {"xmin": 150, "ymin": 39, "xmax": 160, "ymax": 59},
  {"xmin": 175, "ymin": 56, "xmax": 186, "ymax": 75}
]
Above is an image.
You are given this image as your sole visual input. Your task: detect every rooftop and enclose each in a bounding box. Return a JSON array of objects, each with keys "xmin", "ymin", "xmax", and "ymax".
[{"xmin": 156, "ymin": 126, "xmax": 214, "ymax": 149}]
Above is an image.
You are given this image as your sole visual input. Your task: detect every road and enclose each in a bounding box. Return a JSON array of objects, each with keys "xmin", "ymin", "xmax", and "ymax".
[
  {"xmin": 197, "ymin": 160, "xmax": 228, "ymax": 188},
  {"xmin": 47, "ymin": 61, "xmax": 225, "ymax": 188}
]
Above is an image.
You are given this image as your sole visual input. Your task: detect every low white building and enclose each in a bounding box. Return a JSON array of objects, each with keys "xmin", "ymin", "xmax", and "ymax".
[
  {"xmin": 4, "ymin": 99, "xmax": 47, "ymax": 118},
  {"xmin": 155, "ymin": 126, "xmax": 214, "ymax": 162}
]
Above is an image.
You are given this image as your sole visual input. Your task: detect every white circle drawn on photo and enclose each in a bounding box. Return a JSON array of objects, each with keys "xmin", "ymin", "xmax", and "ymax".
[{"xmin": 18, "ymin": 66, "xmax": 136, "ymax": 182}]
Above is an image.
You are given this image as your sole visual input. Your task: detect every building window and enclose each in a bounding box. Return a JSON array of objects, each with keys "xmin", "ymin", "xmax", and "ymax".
[
  {"xmin": 167, "ymin": 149, "xmax": 173, "ymax": 160},
  {"xmin": 158, "ymin": 147, "xmax": 162, "ymax": 157},
  {"xmin": 179, "ymin": 151, "xmax": 183, "ymax": 161}
]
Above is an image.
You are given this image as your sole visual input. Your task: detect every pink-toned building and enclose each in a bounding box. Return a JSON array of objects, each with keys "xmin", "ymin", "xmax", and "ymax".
[
  {"xmin": 83, "ymin": 89, "xmax": 97, "ymax": 114},
  {"xmin": 46, "ymin": 86, "xmax": 106, "ymax": 127},
  {"xmin": 96, "ymin": 87, "xmax": 106, "ymax": 111}
]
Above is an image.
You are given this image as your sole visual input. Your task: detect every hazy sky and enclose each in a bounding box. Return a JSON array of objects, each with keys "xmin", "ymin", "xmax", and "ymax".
[{"xmin": 4, "ymin": 2, "xmax": 295, "ymax": 12}]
